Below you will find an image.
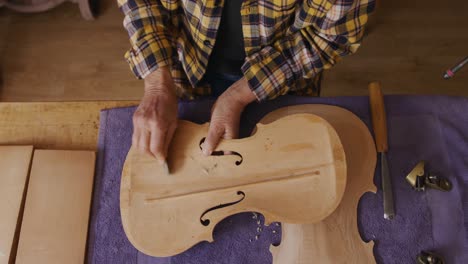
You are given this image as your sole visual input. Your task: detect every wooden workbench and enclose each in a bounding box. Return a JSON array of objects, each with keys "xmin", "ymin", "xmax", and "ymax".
[{"xmin": 0, "ymin": 101, "xmax": 138, "ymax": 150}]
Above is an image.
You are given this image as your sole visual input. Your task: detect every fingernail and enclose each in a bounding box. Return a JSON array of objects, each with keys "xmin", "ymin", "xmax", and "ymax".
[
  {"xmin": 200, "ymin": 142, "xmax": 211, "ymax": 156},
  {"xmin": 202, "ymin": 148, "xmax": 212, "ymax": 156},
  {"xmin": 161, "ymin": 161, "xmax": 170, "ymax": 175},
  {"xmin": 157, "ymin": 158, "xmax": 169, "ymax": 175}
]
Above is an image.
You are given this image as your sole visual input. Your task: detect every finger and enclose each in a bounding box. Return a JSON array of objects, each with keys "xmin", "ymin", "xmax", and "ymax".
[
  {"xmin": 132, "ymin": 113, "xmax": 142, "ymax": 147},
  {"xmin": 164, "ymin": 123, "xmax": 177, "ymax": 157},
  {"xmin": 203, "ymin": 123, "xmax": 224, "ymax": 156},
  {"xmin": 220, "ymin": 125, "xmax": 238, "ymax": 155},
  {"xmin": 138, "ymin": 129, "xmax": 151, "ymax": 155},
  {"xmin": 149, "ymin": 126, "xmax": 167, "ymax": 163},
  {"xmin": 132, "ymin": 124, "xmax": 140, "ymax": 148},
  {"xmin": 223, "ymin": 125, "xmax": 239, "ymax": 140}
]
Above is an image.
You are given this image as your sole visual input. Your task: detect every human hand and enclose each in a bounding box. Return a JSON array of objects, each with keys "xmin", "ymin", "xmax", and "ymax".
[
  {"xmin": 132, "ymin": 67, "xmax": 178, "ymax": 163},
  {"xmin": 202, "ymin": 77, "xmax": 256, "ymax": 155}
]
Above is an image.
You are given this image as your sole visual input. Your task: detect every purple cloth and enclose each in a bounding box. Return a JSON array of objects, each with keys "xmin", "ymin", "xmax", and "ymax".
[{"xmin": 87, "ymin": 95, "xmax": 468, "ymax": 264}]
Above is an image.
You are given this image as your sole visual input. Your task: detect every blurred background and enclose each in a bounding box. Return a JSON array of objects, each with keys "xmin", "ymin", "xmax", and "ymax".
[{"xmin": 0, "ymin": 0, "xmax": 467, "ymax": 101}]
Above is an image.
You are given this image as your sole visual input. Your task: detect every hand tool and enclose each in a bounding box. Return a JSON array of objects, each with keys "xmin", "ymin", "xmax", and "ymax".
[
  {"xmin": 443, "ymin": 56, "xmax": 468, "ymax": 79},
  {"xmin": 369, "ymin": 82, "xmax": 395, "ymax": 220},
  {"xmin": 417, "ymin": 251, "xmax": 445, "ymax": 264},
  {"xmin": 406, "ymin": 161, "xmax": 452, "ymax": 192}
]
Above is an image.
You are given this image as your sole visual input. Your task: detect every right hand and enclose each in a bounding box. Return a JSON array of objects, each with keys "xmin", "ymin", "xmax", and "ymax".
[{"xmin": 132, "ymin": 67, "xmax": 178, "ymax": 163}]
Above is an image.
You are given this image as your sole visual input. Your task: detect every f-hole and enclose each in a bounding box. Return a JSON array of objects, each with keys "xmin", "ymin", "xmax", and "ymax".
[
  {"xmin": 200, "ymin": 191, "xmax": 246, "ymax": 226},
  {"xmin": 199, "ymin": 137, "xmax": 243, "ymax": 165}
]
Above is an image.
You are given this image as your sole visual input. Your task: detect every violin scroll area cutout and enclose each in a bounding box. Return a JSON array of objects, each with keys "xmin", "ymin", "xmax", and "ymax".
[
  {"xmin": 199, "ymin": 137, "xmax": 243, "ymax": 165},
  {"xmin": 200, "ymin": 191, "xmax": 246, "ymax": 226}
]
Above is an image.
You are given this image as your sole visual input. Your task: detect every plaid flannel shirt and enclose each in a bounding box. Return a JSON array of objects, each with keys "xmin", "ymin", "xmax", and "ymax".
[{"xmin": 118, "ymin": 0, "xmax": 375, "ymax": 101}]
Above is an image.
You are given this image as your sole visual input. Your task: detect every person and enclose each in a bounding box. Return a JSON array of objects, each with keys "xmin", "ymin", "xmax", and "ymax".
[{"xmin": 118, "ymin": 0, "xmax": 375, "ymax": 164}]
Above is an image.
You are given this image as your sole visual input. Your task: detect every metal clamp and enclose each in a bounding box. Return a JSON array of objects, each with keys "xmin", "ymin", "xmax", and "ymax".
[
  {"xmin": 406, "ymin": 161, "xmax": 452, "ymax": 192},
  {"xmin": 417, "ymin": 251, "xmax": 445, "ymax": 264}
]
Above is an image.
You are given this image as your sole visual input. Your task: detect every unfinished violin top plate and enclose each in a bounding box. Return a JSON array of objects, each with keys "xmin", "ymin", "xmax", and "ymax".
[{"xmin": 120, "ymin": 113, "xmax": 346, "ymax": 257}]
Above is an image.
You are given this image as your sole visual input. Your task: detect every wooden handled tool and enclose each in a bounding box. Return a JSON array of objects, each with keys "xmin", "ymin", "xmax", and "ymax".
[
  {"xmin": 369, "ymin": 82, "xmax": 388, "ymax": 152},
  {"xmin": 369, "ymin": 82, "xmax": 395, "ymax": 220}
]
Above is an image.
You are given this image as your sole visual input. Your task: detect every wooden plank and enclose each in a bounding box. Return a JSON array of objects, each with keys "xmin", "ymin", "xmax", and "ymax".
[
  {"xmin": 0, "ymin": 146, "xmax": 33, "ymax": 264},
  {"xmin": 0, "ymin": 101, "xmax": 137, "ymax": 150},
  {"xmin": 15, "ymin": 150, "xmax": 96, "ymax": 264}
]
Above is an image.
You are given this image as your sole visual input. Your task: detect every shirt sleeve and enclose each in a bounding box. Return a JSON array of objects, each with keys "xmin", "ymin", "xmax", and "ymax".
[
  {"xmin": 241, "ymin": 0, "xmax": 375, "ymax": 101},
  {"xmin": 118, "ymin": 0, "xmax": 179, "ymax": 79}
]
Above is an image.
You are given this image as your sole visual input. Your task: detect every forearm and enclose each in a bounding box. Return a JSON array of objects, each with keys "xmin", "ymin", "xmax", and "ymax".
[
  {"xmin": 118, "ymin": 0, "xmax": 179, "ymax": 79},
  {"xmin": 242, "ymin": 0, "xmax": 375, "ymax": 101}
]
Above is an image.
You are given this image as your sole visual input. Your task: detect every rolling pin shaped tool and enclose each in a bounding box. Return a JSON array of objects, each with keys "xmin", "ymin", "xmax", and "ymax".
[{"xmin": 369, "ymin": 82, "xmax": 395, "ymax": 220}]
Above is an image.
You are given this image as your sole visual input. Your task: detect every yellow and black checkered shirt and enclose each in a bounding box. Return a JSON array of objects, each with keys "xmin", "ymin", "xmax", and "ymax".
[{"xmin": 118, "ymin": 0, "xmax": 375, "ymax": 101}]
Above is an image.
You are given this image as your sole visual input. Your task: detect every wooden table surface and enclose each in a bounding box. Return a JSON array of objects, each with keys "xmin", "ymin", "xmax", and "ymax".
[{"xmin": 0, "ymin": 101, "xmax": 138, "ymax": 150}]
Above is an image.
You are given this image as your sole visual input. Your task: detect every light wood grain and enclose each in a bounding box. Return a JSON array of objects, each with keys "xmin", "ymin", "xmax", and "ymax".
[
  {"xmin": 368, "ymin": 82, "xmax": 388, "ymax": 152},
  {"xmin": 0, "ymin": 146, "xmax": 33, "ymax": 264},
  {"xmin": 121, "ymin": 113, "xmax": 347, "ymax": 257},
  {"xmin": 0, "ymin": 101, "xmax": 137, "ymax": 150},
  {"xmin": 258, "ymin": 105, "xmax": 377, "ymax": 264},
  {"xmin": 15, "ymin": 150, "xmax": 95, "ymax": 264}
]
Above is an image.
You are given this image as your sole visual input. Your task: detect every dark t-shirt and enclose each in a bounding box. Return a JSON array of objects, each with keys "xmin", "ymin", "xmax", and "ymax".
[{"xmin": 206, "ymin": 0, "xmax": 245, "ymax": 76}]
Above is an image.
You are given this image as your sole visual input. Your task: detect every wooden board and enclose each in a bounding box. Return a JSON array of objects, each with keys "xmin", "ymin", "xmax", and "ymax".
[
  {"xmin": 259, "ymin": 105, "xmax": 377, "ymax": 264},
  {"xmin": 0, "ymin": 101, "xmax": 137, "ymax": 150},
  {"xmin": 15, "ymin": 150, "xmax": 96, "ymax": 264},
  {"xmin": 0, "ymin": 146, "xmax": 33, "ymax": 264},
  {"xmin": 121, "ymin": 113, "xmax": 347, "ymax": 257}
]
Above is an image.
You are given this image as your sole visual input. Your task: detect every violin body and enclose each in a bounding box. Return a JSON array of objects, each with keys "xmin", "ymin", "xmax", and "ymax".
[{"xmin": 120, "ymin": 113, "xmax": 346, "ymax": 257}]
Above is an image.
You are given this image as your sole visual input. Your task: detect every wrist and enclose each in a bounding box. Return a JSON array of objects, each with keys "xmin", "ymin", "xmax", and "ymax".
[
  {"xmin": 144, "ymin": 66, "xmax": 175, "ymax": 96},
  {"xmin": 228, "ymin": 77, "xmax": 257, "ymax": 108}
]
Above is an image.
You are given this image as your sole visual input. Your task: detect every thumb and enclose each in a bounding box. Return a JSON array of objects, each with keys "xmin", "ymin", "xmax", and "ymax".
[{"xmin": 203, "ymin": 123, "xmax": 224, "ymax": 156}]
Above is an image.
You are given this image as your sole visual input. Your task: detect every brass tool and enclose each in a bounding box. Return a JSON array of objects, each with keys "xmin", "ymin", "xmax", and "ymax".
[
  {"xmin": 406, "ymin": 161, "xmax": 452, "ymax": 192},
  {"xmin": 417, "ymin": 251, "xmax": 445, "ymax": 264},
  {"xmin": 369, "ymin": 82, "xmax": 395, "ymax": 220}
]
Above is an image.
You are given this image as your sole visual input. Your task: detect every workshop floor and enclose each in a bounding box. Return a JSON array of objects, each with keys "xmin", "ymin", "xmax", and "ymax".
[{"xmin": 0, "ymin": 0, "xmax": 467, "ymax": 102}]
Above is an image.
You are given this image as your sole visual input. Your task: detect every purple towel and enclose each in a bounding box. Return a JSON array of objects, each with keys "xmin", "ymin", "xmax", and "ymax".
[{"xmin": 87, "ymin": 95, "xmax": 468, "ymax": 264}]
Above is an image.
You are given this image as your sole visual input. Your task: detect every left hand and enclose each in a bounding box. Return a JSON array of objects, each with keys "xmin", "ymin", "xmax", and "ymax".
[{"xmin": 202, "ymin": 77, "xmax": 256, "ymax": 155}]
